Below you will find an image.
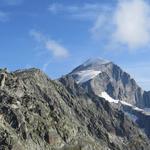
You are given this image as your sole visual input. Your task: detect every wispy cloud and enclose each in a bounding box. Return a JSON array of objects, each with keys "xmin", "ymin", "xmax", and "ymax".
[
  {"xmin": 30, "ymin": 30, "xmax": 69, "ymax": 59},
  {"xmin": 91, "ymin": 0, "xmax": 150, "ymax": 51},
  {"xmin": 48, "ymin": 3, "xmax": 108, "ymax": 20},
  {"xmin": 30, "ymin": 30, "xmax": 69, "ymax": 72},
  {"xmin": 30, "ymin": 30, "xmax": 46, "ymax": 43},
  {"xmin": 0, "ymin": 11, "xmax": 9, "ymax": 22},
  {"xmin": 45, "ymin": 40, "xmax": 69, "ymax": 58},
  {"xmin": 49, "ymin": 1, "xmax": 150, "ymax": 51},
  {"xmin": 1, "ymin": 0, "xmax": 23, "ymax": 5}
]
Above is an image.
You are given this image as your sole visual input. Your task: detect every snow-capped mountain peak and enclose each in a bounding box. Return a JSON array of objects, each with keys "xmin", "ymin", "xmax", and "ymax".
[
  {"xmin": 71, "ymin": 58, "xmax": 111, "ymax": 73},
  {"xmin": 70, "ymin": 58, "xmax": 111, "ymax": 83}
]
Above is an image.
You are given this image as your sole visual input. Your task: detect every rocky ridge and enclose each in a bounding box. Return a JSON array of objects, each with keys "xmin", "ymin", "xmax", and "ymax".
[{"xmin": 0, "ymin": 68, "xmax": 149, "ymax": 149}]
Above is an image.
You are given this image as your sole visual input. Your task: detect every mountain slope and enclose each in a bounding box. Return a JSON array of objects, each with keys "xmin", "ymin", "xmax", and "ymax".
[
  {"xmin": 0, "ymin": 68, "xmax": 149, "ymax": 149},
  {"xmin": 69, "ymin": 58, "xmax": 150, "ymax": 138},
  {"xmin": 70, "ymin": 58, "xmax": 147, "ymax": 107}
]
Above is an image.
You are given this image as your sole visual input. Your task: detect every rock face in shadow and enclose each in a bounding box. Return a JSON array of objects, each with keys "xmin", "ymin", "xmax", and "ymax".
[
  {"xmin": 0, "ymin": 68, "xmax": 149, "ymax": 150},
  {"xmin": 122, "ymin": 104, "xmax": 150, "ymax": 138},
  {"xmin": 143, "ymin": 91, "xmax": 150, "ymax": 107}
]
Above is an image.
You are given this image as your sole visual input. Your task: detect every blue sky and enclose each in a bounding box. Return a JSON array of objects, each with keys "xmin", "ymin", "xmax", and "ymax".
[{"xmin": 0, "ymin": 0, "xmax": 150, "ymax": 90}]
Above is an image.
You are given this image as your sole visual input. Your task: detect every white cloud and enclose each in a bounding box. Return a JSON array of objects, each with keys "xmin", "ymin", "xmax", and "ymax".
[
  {"xmin": 49, "ymin": 3, "xmax": 65, "ymax": 14},
  {"xmin": 0, "ymin": 11, "xmax": 9, "ymax": 22},
  {"xmin": 91, "ymin": 9, "xmax": 112, "ymax": 39},
  {"xmin": 1, "ymin": 0, "xmax": 23, "ymax": 5},
  {"xmin": 30, "ymin": 30, "xmax": 46, "ymax": 43},
  {"xmin": 46, "ymin": 40, "xmax": 69, "ymax": 58},
  {"xmin": 113, "ymin": 0, "xmax": 150, "ymax": 49},
  {"xmin": 30, "ymin": 30, "xmax": 69, "ymax": 59},
  {"xmin": 48, "ymin": 3, "xmax": 107, "ymax": 20},
  {"xmin": 91, "ymin": 0, "xmax": 150, "ymax": 50}
]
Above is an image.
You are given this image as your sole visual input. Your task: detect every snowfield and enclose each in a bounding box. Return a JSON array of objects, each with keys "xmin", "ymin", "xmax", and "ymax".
[
  {"xmin": 100, "ymin": 91, "xmax": 150, "ymax": 116},
  {"xmin": 100, "ymin": 92, "xmax": 119, "ymax": 103},
  {"xmin": 75, "ymin": 70, "xmax": 101, "ymax": 83}
]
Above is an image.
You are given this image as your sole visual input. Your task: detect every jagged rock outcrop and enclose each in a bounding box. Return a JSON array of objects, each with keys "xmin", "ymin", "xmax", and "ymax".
[{"xmin": 0, "ymin": 68, "xmax": 149, "ymax": 149}]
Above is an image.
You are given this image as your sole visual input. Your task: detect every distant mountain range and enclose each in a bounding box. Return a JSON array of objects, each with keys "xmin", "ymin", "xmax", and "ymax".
[{"xmin": 0, "ymin": 59, "xmax": 150, "ymax": 150}]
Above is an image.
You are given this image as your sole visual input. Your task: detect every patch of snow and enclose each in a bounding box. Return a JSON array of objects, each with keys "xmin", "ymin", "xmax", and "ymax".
[
  {"xmin": 120, "ymin": 101, "xmax": 133, "ymax": 107},
  {"xmin": 133, "ymin": 107, "xmax": 143, "ymax": 112},
  {"xmin": 100, "ymin": 92, "xmax": 134, "ymax": 106},
  {"xmin": 123, "ymin": 105, "xmax": 150, "ymax": 116},
  {"xmin": 75, "ymin": 70, "xmax": 101, "ymax": 83},
  {"xmin": 120, "ymin": 101, "xmax": 150, "ymax": 116},
  {"xmin": 100, "ymin": 92, "xmax": 119, "ymax": 103},
  {"xmin": 142, "ymin": 108, "xmax": 150, "ymax": 115},
  {"xmin": 99, "ymin": 91, "xmax": 150, "ymax": 116},
  {"xmin": 143, "ymin": 112, "xmax": 150, "ymax": 115}
]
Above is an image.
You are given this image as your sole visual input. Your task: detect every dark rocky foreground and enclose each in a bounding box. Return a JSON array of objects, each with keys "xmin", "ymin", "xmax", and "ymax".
[{"xmin": 0, "ymin": 68, "xmax": 149, "ymax": 150}]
